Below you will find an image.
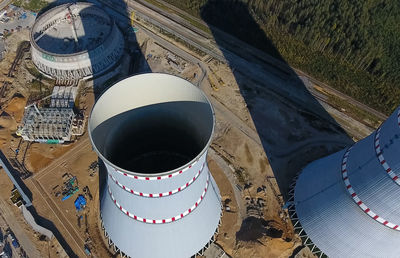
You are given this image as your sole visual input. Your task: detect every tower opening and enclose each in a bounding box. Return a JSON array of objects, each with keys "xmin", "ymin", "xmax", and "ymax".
[{"xmin": 89, "ymin": 74, "xmax": 214, "ymax": 175}]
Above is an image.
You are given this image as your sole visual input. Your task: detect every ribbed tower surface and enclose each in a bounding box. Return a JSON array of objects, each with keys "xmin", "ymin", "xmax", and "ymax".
[
  {"xmin": 295, "ymin": 106, "xmax": 400, "ymax": 257},
  {"xmin": 89, "ymin": 74, "xmax": 222, "ymax": 258}
]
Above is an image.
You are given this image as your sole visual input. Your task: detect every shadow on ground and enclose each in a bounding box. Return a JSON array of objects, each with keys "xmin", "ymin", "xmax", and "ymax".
[
  {"xmin": 23, "ymin": 0, "xmax": 150, "ymax": 256},
  {"xmin": 27, "ymin": 206, "xmax": 78, "ymax": 257},
  {"xmin": 236, "ymin": 216, "xmax": 284, "ymax": 242},
  {"xmin": 200, "ymin": 0, "xmax": 353, "ymax": 197}
]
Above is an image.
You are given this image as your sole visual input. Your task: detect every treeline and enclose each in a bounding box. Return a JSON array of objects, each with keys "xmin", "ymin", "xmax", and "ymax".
[{"xmin": 159, "ymin": 0, "xmax": 400, "ymax": 114}]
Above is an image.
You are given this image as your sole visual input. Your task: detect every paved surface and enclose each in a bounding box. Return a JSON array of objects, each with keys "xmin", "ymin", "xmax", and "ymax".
[
  {"xmin": 0, "ymin": 0, "xmax": 12, "ymax": 12},
  {"xmin": 0, "ymin": 198, "xmax": 41, "ymax": 257}
]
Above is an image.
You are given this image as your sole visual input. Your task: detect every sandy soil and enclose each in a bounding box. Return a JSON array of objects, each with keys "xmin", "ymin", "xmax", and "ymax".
[
  {"xmin": 23, "ymin": 30, "xmax": 302, "ymax": 257},
  {"xmin": 0, "ymin": 168, "xmax": 66, "ymax": 257},
  {"xmin": 136, "ymin": 31, "xmax": 201, "ymax": 80},
  {"xmin": 25, "ymin": 143, "xmax": 74, "ymax": 172},
  {"xmin": 207, "ymin": 158, "xmax": 239, "ymax": 255},
  {"xmin": 0, "ymin": 19, "xmax": 369, "ymax": 258}
]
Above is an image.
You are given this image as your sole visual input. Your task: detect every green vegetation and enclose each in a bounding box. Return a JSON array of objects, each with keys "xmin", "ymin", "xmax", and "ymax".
[
  {"xmin": 157, "ymin": 0, "xmax": 400, "ymax": 115},
  {"xmin": 25, "ymin": 64, "xmax": 42, "ymax": 78},
  {"xmin": 138, "ymin": 16, "xmax": 207, "ymax": 56},
  {"xmin": 327, "ymin": 94, "xmax": 382, "ymax": 128},
  {"xmin": 30, "ymin": 79, "xmax": 44, "ymax": 92},
  {"xmin": 158, "ymin": 28, "xmax": 207, "ymax": 57},
  {"xmin": 144, "ymin": 0, "xmax": 211, "ymax": 34},
  {"xmin": 13, "ymin": 0, "xmax": 49, "ymax": 12},
  {"xmin": 25, "ymin": 64, "xmax": 54, "ymax": 83}
]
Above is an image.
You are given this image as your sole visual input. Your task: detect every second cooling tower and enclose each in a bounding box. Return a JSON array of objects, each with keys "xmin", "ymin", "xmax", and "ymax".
[
  {"xmin": 294, "ymin": 106, "xmax": 400, "ymax": 257},
  {"xmin": 89, "ymin": 74, "xmax": 222, "ymax": 258}
]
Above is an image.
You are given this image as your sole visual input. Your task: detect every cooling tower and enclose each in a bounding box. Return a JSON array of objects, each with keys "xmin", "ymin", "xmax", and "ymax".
[
  {"xmin": 294, "ymin": 106, "xmax": 400, "ymax": 257},
  {"xmin": 31, "ymin": 2, "xmax": 124, "ymax": 80},
  {"xmin": 88, "ymin": 73, "xmax": 222, "ymax": 258}
]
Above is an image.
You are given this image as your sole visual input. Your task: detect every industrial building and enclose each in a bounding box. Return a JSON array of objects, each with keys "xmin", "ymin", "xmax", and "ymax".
[
  {"xmin": 88, "ymin": 74, "xmax": 222, "ymax": 258},
  {"xmin": 17, "ymin": 84, "xmax": 85, "ymax": 143},
  {"xmin": 50, "ymin": 86, "xmax": 77, "ymax": 108},
  {"xmin": 17, "ymin": 106, "xmax": 74, "ymax": 143},
  {"xmin": 30, "ymin": 2, "xmax": 124, "ymax": 80},
  {"xmin": 293, "ymin": 106, "xmax": 400, "ymax": 257}
]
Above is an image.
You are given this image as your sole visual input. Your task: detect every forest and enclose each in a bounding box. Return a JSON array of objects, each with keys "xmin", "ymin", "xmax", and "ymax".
[{"xmin": 159, "ymin": 0, "xmax": 400, "ymax": 115}]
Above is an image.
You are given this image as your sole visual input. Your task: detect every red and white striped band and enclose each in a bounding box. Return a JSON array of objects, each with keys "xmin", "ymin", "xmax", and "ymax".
[
  {"xmin": 341, "ymin": 147, "xmax": 400, "ymax": 230},
  {"xmin": 108, "ymin": 173, "xmax": 210, "ymax": 224},
  {"xmin": 397, "ymin": 109, "xmax": 400, "ymax": 128},
  {"xmin": 108, "ymin": 163, "xmax": 205, "ymax": 197},
  {"xmin": 374, "ymin": 127, "xmax": 400, "ymax": 185},
  {"xmin": 113, "ymin": 160, "xmax": 199, "ymax": 181}
]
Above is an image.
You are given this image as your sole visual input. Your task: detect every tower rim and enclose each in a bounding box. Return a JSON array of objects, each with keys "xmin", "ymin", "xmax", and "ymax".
[{"xmin": 88, "ymin": 73, "xmax": 216, "ymax": 177}]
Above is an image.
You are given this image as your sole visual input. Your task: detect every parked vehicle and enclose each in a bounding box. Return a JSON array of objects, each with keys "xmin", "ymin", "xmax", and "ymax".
[{"xmin": 12, "ymin": 238, "xmax": 20, "ymax": 248}]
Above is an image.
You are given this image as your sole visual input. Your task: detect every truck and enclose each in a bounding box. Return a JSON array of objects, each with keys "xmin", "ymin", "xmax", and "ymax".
[{"xmin": 11, "ymin": 238, "xmax": 20, "ymax": 248}]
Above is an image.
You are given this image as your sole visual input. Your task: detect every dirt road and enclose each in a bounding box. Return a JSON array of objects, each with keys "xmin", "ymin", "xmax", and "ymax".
[{"xmin": 0, "ymin": 199, "xmax": 41, "ymax": 257}]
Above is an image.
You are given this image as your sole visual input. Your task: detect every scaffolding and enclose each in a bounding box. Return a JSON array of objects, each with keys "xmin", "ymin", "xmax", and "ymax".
[
  {"xmin": 17, "ymin": 107, "xmax": 74, "ymax": 143},
  {"xmin": 50, "ymin": 86, "xmax": 77, "ymax": 108},
  {"xmin": 286, "ymin": 174, "xmax": 326, "ymax": 258}
]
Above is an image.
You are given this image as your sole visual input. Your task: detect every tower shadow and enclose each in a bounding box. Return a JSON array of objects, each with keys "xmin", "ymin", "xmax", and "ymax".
[
  {"xmin": 87, "ymin": 0, "xmax": 151, "ymax": 100},
  {"xmin": 30, "ymin": 0, "xmax": 150, "ymax": 256},
  {"xmin": 200, "ymin": 1, "xmax": 353, "ymax": 197}
]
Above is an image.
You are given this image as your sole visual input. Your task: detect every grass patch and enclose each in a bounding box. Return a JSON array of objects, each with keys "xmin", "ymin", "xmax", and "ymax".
[
  {"xmin": 157, "ymin": 0, "xmax": 400, "ymax": 115},
  {"xmin": 25, "ymin": 64, "xmax": 54, "ymax": 83},
  {"xmin": 13, "ymin": 0, "xmax": 49, "ymax": 12},
  {"xmin": 327, "ymin": 94, "xmax": 382, "ymax": 128},
  {"xmin": 143, "ymin": 0, "xmax": 211, "ymax": 34}
]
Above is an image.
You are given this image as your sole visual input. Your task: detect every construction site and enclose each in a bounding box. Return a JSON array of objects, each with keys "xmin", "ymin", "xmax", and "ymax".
[{"xmin": 0, "ymin": 0, "xmax": 391, "ymax": 258}]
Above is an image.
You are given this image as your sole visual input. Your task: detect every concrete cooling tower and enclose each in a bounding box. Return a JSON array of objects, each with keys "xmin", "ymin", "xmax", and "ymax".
[
  {"xmin": 293, "ymin": 106, "xmax": 400, "ymax": 257},
  {"xmin": 31, "ymin": 2, "xmax": 124, "ymax": 80},
  {"xmin": 88, "ymin": 73, "xmax": 222, "ymax": 258}
]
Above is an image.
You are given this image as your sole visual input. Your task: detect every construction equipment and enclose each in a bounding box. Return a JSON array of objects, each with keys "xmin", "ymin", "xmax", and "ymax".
[
  {"xmin": 88, "ymin": 161, "xmax": 98, "ymax": 177},
  {"xmin": 51, "ymin": 185, "xmax": 61, "ymax": 198},
  {"xmin": 130, "ymin": 11, "xmax": 138, "ymax": 32},
  {"xmin": 209, "ymin": 67, "xmax": 225, "ymax": 86},
  {"xmin": 84, "ymin": 244, "xmax": 91, "ymax": 255},
  {"xmin": 207, "ymin": 75, "xmax": 219, "ymax": 91},
  {"xmin": 61, "ymin": 173, "xmax": 79, "ymax": 201},
  {"xmin": 83, "ymin": 186, "xmax": 93, "ymax": 201}
]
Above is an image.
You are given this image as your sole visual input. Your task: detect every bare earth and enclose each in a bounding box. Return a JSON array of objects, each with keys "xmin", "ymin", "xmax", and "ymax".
[{"xmin": 0, "ymin": 16, "xmax": 377, "ymax": 258}]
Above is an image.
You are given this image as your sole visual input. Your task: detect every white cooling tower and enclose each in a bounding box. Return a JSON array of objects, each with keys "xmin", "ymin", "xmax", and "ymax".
[
  {"xmin": 31, "ymin": 2, "xmax": 124, "ymax": 80},
  {"xmin": 294, "ymin": 106, "xmax": 400, "ymax": 257},
  {"xmin": 88, "ymin": 73, "xmax": 222, "ymax": 258}
]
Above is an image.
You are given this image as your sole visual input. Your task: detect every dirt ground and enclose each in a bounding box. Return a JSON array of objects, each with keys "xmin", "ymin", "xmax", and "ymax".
[
  {"xmin": 31, "ymin": 136, "xmax": 101, "ymax": 257},
  {"xmin": 135, "ymin": 32, "xmax": 201, "ymax": 80},
  {"xmin": 134, "ymin": 34, "xmax": 307, "ymax": 257},
  {"xmin": 0, "ymin": 15, "xmax": 377, "ymax": 258},
  {"xmin": 0, "ymin": 28, "xmax": 302, "ymax": 258},
  {"xmin": 0, "ymin": 168, "xmax": 67, "ymax": 257}
]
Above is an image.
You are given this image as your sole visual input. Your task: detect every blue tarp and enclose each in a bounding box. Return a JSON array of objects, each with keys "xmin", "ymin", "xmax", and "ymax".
[{"xmin": 74, "ymin": 195, "xmax": 86, "ymax": 211}]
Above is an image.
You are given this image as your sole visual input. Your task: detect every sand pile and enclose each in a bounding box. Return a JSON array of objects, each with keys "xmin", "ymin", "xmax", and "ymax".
[
  {"xmin": 0, "ymin": 111, "xmax": 16, "ymax": 148},
  {"xmin": 0, "ymin": 111, "xmax": 17, "ymax": 131},
  {"xmin": 3, "ymin": 93, "xmax": 27, "ymax": 122}
]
